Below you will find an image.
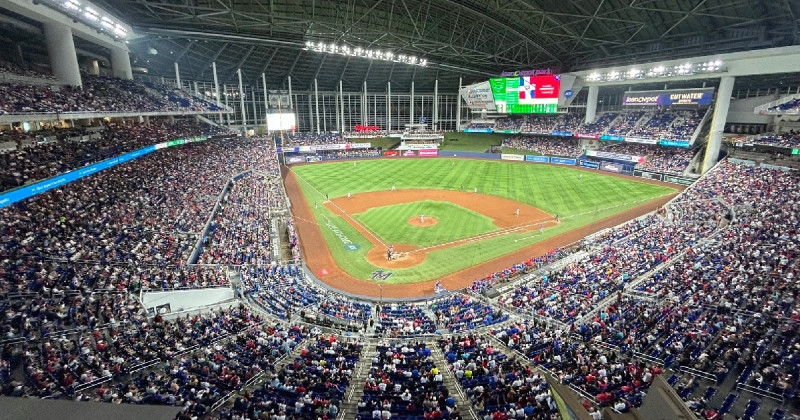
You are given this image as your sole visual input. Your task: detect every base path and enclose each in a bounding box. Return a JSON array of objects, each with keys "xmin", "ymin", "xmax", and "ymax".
[{"xmin": 282, "ymin": 165, "xmax": 682, "ymax": 299}]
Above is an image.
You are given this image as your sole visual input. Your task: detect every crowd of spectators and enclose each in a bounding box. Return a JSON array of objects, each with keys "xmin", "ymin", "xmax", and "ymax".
[
  {"xmin": 430, "ymin": 294, "xmax": 508, "ymax": 332},
  {"xmin": 376, "ymin": 303, "xmax": 437, "ymax": 337},
  {"xmin": 0, "ymin": 59, "xmax": 56, "ymax": 81},
  {"xmin": 502, "ymin": 136, "xmax": 583, "ymax": 157},
  {"xmin": 767, "ymin": 97, "xmax": 800, "ymax": 113},
  {"xmin": 747, "ymin": 130, "xmax": 800, "ymax": 148},
  {"xmin": 600, "ymin": 142, "xmax": 697, "ymax": 174},
  {"xmin": 439, "ymin": 334, "xmax": 561, "ymax": 419},
  {"xmin": 359, "ymin": 341, "xmax": 463, "ymax": 419},
  {"xmin": 0, "ymin": 119, "xmax": 227, "ymax": 192},
  {"xmin": 280, "ymin": 133, "xmax": 344, "ymax": 147},
  {"xmin": 626, "ymin": 109, "xmax": 706, "ymax": 141},
  {"xmin": 0, "ymin": 74, "xmax": 222, "ymax": 115},
  {"xmin": 219, "ymin": 335, "xmax": 359, "ymax": 420}
]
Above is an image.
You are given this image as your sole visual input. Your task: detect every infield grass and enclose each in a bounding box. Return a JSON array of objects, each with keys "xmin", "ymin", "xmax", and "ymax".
[
  {"xmin": 353, "ymin": 201, "xmax": 499, "ymax": 248},
  {"xmin": 291, "ymin": 158, "xmax": 676, "ymax": 284}
]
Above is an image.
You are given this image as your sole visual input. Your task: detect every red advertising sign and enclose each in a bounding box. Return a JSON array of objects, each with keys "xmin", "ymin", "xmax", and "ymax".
[
  {"xmin": 383, "ymin": 150, "xmax": 398, "ymax": 156},
  {"xmin": 418, "ymin": 150, "xmax": 438, "ymax": 157},
  {"xmin": 355, "ymin": 125, "xmax": 380, "ymax": 132}
]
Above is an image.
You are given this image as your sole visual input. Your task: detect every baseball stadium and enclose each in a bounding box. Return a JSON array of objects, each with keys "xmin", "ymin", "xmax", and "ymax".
[{"xmin": 0, "ymin": 1, "xmax": 799, "ymax": 420}]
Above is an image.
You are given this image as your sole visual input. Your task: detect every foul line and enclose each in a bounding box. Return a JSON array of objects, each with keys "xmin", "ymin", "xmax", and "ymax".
[{"xmin": 289, "ymin": 167, "xmax": 388, "ymax": 248}]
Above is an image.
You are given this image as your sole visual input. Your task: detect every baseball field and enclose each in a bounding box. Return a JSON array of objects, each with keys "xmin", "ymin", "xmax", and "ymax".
[{"xmin": 283, "ymin": 157, "xmax": 679, "ymax": 293}]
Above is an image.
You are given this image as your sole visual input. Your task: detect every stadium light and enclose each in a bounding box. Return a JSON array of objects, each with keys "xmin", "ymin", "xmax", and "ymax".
[
  {"xmin": 45, "ymin": 0, "xmax": 131, "ymax": 39},
  {"xmin": 304, "ymin": 40, "xmax": 428, "ymax": 67},
  {"xmin": 587, "ymin": 60, "xmax": 725, "ymax": 82}
]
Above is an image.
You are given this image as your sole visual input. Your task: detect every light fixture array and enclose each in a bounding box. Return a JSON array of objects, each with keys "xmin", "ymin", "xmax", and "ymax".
[
  {"xmin": 49, "ymin": 0, "xmax": 130, "ymax": 39},
  {"xmin": 587, "ymin": 60, "xmax": 724, "ymax": 82},
  {"xmin": 304, "ymin": 41, "xmax": 427, "ymax": 67}
]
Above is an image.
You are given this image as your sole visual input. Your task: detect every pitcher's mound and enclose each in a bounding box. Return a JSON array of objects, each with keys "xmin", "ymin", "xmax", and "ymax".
[{"xmin": 408, "ymin": 217, "xmax": 438, "ymax": 227}]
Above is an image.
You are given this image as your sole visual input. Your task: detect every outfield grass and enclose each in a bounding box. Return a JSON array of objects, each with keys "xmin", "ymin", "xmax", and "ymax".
[
  {"xmin": 365, "ymin": 137, "xmax": 400, "ymax": 150},
  {"xmin": 291, "ymin": 158, "xmax": 676, "ymax": 284},
  {"xmin": 440, "ymin": 132, "xmax": 507, "ymax": 152},
  {"xmin": 353, "ymin": 201, "xmax": 499, "ymax": 247}
]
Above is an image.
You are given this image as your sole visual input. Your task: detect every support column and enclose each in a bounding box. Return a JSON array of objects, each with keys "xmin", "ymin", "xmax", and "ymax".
[
  {"xmin": 410, "ymin": 81, "xmax": 415, "ymax": 124},
  {"xmin": 585, "ymin": 85, "xmax": 599, "ymax": 124},
  {"xmin": 193, "ymin": 81, "xmax": 199, "ymax": 96},
  {"xmin": 110, "ymin": 47, "xmax": 132, "ymax": 80},
  {"xmin": 455, "ymin": 77, "xmax": 463, "ymax": 131},
  {"xmin": 174, "ymin": 62, "xmax": 181, "ymax": 89},
  {"xmin": 703, "ymin": 76, "xmax": 735, "ymax": 173},
  {"xmin": 335, "ymin": 87, "xmax": 340, "ymax": 133},
  {"xmin": 434, "ymin": 79, "xmax": 438, "ymax": 130},
  {"xmin": 287, "ymin": 76, "xmax": 293, "ymax": 110},
  {"xmin": 314, "ymin": 78, "xmax": 321, "ymax": 134},
  {"xmin": 237, "ymin": 69, "xmax": 247, "ymax": 134},
  {"xmin": 308, "ymin": 93, "xmax": 314, "ymax": 133},
  {"xmin": 212, "ymin": 62, "xmax": 222, "ymax": 122},
  {"xmin": 339, "ymin": 80, "xmax": 345, "ymax": 132},
  {"xmin": 223, "ymin": 85, "xmax": 231, "ymax": 125},
  {"xmin": 363, "ymin": 81, "xmax": 368, "ymax": 125},
  {"xmin": 387, "ymin": 82, "xmax": 392, "ymax": 132},
  {"xmin": 262, "ymin": 73, "xmax": 268, "ymax": 132},
  {"xmin": 43, "ymin": 22, "xmax": 81, "ymax": 86},
  {"xmin": 86, "ymin": 59, "xmax": 100, "ymax": 76}
]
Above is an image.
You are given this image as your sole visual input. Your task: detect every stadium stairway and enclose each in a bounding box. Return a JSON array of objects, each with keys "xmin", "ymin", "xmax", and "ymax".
[
  {"xmin": 337, "ymin": 341, "xmax": 377, "ymax": 419},
  {"xmin": 428, "ymin": 342, "xmax": 480, "ymax": 420}
]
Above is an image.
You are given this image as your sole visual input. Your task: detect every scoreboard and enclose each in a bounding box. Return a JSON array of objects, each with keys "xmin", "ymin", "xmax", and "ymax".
[{"xmin": 489, "ymin": 75, "xmax": 560, "ymax": 113}]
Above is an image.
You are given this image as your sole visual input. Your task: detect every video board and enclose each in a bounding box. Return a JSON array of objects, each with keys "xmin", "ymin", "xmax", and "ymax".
[{"xmin": 489, "ymin": 75, "xmax": 560, "ymax": 113}]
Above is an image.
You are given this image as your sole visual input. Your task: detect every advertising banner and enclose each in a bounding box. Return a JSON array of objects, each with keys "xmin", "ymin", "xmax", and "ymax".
[
  {"xmin": 501, "ymin": 153, "xmax": 525, "ymax": 161},
  {"xmin": 575, "ymin": 133, "xmax": 599, "ymax": 139},
  {"xmin": 634, "ymin": 170, "xmax": 663, "ymax": 181},
  {"xmin": 399, "ymin": 143, "xmax": 440, "ymax": 150},
  {"xmin": 599, "ymin": 161, "xmax": 624, "ymax": 173},
  {"xmin": 464, "ymin": 128, "xmax": 492, "ymax": 133},
  {"xmin": 0, "ymin": 144, "xmax": 158, "ymax": 208},
  {"xmin": 403, "ymin": 150, "xmax": 416, "ymax": 156},
  {"xmin": 550, "ymin": 132, "xmax": 573, "ymax": 137},
  {"xmin": 550, "ymin": 157, "xmax": 576, "ymax": 165},
  {"xmin": 580, "ymin": 161, "xmax": 600, "ymax": 169},
  {"xmin": 664, "ymin": 175, "xmax": 695, "ymax": 185},
  {"xmin": 418, "ymin": 150, "xmax": 438, "ymax": 157},
  {"xmin": 659, "ymin": 140, "xmax": 691, "ymax": 148},
  {"xmin": 586, "ymin": 150, "xmax": 644, "ymax": 163},
  {"xmin": 625, "ymin": 137, "xmax": 659, "ymax": 145},
  {"xmin": 285, "ymin": 156, "xmax": 305, "ymax": 164},
  {"xmin": 460, "ymin": 81, "xmax": 496, "ymax": 111},
  {"xmin": 306, "ymin": 156, "xmax": 323, "ymax": 163},
  {"xmin": 525, "ymin": 155, "xmax": 549, "ymax": 163},
  {"xmin": 296, "ymin": 143, "xmax": 372, "ymax": 152},
  {"xmin": 383, "ymin": 150, "xmax": 398, "ymax": 156},
  {"xmin": 623, "ymin": 88, "xmax": 714, "ymax": 106},
  {"xmin": 600, "ymin": 135, "xmax": 624, "ymax": 141},
  {"xmin": 267, "ymin": 90, "xmax": 291, "ymax": 109}
]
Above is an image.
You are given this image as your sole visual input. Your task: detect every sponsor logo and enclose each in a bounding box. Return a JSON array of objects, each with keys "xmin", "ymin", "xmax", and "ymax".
[
  {"xmin": 418, "ymin": 150, "xmax": 438, "ymax": 157},
  {"xmin": 500, "ymin": 68, "xmax": 554, "ymax": 77},
  {"xmin": 525, "ymin": 155, "xmax": 549, "ymax": 163},
  {"xmin": 344, "ymin": 244, "xmax": 361, "ymax": 251},
  {"xmin": 383, "ymin": 150, "xmax": 398, "ymax": 156},
  {"xmin": 500, "ymin": 154, "xmax": 524, "ymax": 161},
  {"xmin": 324, "ymin": 217, "xmax": 353, "ymax": 246},
  {"xmin": 370, "ymin": 269, "xmax": 394, "ymax": 281}
]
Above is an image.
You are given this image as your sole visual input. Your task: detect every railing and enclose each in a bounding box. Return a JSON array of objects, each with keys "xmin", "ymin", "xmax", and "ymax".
[{"xmin": 754, "ymin": 94, "xmax": 800, "ymax": 115}]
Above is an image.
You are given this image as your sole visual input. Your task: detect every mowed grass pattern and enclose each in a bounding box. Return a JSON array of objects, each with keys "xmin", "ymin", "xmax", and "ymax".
[
  {"xmin": 291, "ymin": 158, "xmax": 677, "ymax": 284},
  {"xmin": 353, "ymin": 201, "xmax": 499, "ymax": 247}
]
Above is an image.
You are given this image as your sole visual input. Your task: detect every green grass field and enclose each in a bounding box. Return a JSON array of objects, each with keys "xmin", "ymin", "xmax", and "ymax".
[
  {"xmin": 440, "ymin": 132, "xmax": 506, "ymax": 152},
  {"xmin": 354, "ymin": 201, "xmax": 499, "ymax": 247},
  {"xmin": 291, "ymin": 158, "xmax": 676, "ymax": 284}
]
